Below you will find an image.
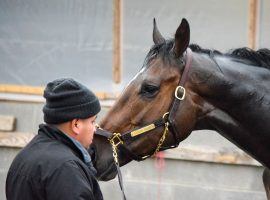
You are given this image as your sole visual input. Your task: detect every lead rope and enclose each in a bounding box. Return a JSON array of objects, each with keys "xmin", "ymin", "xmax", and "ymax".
[
  {"xmin": 154, "ymin": 123, "xmax": 169, "ymax": 200},
  {"xmin": 110, "ymin": 138, "xmax": 127, "ymax": 200},
  {"xmin": 155, "ymin": 152, "xmax": 165, "ymax": 200},
  {"xmin": 109, "ymin": 120, "xmax": 169, "ymax": 200}
]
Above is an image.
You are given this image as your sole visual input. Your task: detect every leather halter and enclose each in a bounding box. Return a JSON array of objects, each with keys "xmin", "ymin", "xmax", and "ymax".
[
  {"xmin": 95, "ymin": 48, "xmax": 193, "ymax": 200},
  {"xmin": 168, "ymin": 47, "xmax": 193, "ymax": 143},
  {"xmin": 96, "ymin": 48, "xmax": 193, "ymax": 161}
]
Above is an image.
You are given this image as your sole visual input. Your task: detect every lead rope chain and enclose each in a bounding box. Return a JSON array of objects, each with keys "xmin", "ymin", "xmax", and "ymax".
[
  {"xmin": 153, "ymin": 122, "xmax": 169, "ymax": 155},
  {"xmin": 110, "ymin": 138, "xmax": 127, "ymax": 200}
]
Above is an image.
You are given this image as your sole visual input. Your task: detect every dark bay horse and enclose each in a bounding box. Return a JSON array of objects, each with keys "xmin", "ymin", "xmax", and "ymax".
[{"xmin": 91, "ymin": 18, "xmax": 270, "ymax": 198}]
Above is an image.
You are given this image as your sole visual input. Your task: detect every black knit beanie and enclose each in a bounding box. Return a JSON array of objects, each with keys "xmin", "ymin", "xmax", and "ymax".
[{"xmin": 43, "ymin": 78, "xmax": 101, "ymax": 124}]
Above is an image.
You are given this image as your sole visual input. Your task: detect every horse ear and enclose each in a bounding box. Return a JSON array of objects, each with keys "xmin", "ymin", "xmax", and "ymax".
[
  {"xmin": 173, "ymin": 18, "xmax": 190, "ymax": 58},
  {"xmin": 153, "ymin": 18, "xmax": 165, "ymax": 44}
]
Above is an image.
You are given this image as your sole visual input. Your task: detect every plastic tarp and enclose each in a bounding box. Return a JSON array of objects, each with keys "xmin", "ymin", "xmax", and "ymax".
[
  {"xmin": 0, "ymin": 0, "xmax": 269, "ymax": 92},
  {"xmin": 0, "ymin": 0, "xmax": 113, "ymax": 91}
]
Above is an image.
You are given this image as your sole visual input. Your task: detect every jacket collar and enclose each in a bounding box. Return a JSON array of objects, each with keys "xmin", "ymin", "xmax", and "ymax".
[{"xmin": 38, "ymin": 124, "xmax": 97, "ymax": 175}]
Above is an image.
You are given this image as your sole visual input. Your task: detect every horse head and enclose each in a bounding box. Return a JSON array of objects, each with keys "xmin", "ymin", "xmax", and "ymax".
[
  {"xmin": 92, "ymin": 17, "xmax": 270, "ymax": 182},
  {"xmin": 92, "ymin": 19, "xmax": 211, "ymax": 180}
]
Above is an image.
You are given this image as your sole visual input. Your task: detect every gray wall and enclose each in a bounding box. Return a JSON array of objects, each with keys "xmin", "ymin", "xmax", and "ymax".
[
  {"xmin": 0, "ymin": 145, "xmax": 266, "ymax": 200},
  {"xmin": 0, "ymin": 101, "xmax": 267, "ymax": 200}
]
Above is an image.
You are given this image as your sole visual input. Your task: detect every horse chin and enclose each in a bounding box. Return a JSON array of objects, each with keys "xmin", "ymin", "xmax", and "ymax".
[{"xmin": 96, "ymin": 162, "xmax": 117, "ymax": 181}]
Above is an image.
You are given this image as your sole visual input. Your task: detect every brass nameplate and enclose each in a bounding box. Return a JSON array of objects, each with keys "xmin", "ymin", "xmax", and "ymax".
[{"xmin": 131, "ymin": 124, "xmax": 156, "ymax": 137}]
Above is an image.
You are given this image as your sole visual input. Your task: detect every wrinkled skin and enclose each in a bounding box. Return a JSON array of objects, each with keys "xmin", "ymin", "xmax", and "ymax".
[{"xmin": 91, "ymin": 19, "xmax": 270, "ymax": 199}]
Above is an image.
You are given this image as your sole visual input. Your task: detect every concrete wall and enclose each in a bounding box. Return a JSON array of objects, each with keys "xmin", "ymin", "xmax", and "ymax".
[
  {"xmin": 0, "ymin": 100, "xmax": 267, "ymax": 200},
  {"xmin": 0, "ymin": 147, "xmax": 266, "ymax": 200}
]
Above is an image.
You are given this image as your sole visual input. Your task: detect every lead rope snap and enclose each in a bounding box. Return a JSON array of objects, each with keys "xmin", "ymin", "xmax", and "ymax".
[{"xmin": 110, "ymin": 134, "xmax": 127, "ymax": 200}]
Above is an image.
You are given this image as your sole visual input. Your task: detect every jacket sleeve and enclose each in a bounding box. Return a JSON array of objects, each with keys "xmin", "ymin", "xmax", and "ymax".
[{"xmin": 45, "ymin": 160, "xmax": 97, "ymax": 200}]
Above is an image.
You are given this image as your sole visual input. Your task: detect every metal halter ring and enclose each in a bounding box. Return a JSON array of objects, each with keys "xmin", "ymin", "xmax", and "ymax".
[
  {"xmin": 162, "ymin": 112, "xmax": 169, "ymax": 120},
  {"xmin": 175, "ymin": 86, "xmax": 186, "ymax": 100}
]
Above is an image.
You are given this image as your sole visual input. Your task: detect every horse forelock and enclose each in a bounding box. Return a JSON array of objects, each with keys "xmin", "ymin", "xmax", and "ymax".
[{"xmin": 144, "ymin": 39, "xmax": 183, "ymax": 69}]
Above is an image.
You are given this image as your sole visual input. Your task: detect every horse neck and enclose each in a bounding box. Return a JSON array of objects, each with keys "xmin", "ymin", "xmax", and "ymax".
[
  {"xmin": 190, "ymin": 53, "xmax": 270, "ymax": 167},
  {"xmin": 190, "ymin": 53, "xmax": 270, "ymax": 131}
]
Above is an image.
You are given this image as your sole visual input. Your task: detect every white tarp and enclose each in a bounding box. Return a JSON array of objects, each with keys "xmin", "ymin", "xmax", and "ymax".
[{"xmin": 0, "ymin": 0, "xmax": 269, "ymax": 92}]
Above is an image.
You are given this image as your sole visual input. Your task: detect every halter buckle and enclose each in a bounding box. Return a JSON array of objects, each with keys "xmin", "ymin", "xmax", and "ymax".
[
  {"xmin": 109, "ymin": 133, "xmax": 123, "ymax": 147},
  {"xmin": 175, "ymin": 86, "xmax": 186, "ymax": 100}
]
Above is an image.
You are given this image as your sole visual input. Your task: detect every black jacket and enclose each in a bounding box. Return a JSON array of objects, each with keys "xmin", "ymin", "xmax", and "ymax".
[{"xmin": 6, "ymin": 124, "xmax": 103, "ymax": 200}]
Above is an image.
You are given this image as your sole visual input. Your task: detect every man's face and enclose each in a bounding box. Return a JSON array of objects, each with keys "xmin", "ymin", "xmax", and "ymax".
[{"xmin": 76, "ymin": 115, "xmax": 97, "ymax": 149}]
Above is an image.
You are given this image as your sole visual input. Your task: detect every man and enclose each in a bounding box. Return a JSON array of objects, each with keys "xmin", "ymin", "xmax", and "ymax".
[{"xmin": 6, "ymin": 78, "xmax": 103, "ymax": 200}]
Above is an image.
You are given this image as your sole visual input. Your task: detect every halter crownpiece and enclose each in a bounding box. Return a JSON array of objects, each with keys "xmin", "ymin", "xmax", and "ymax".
[{"xmin": 168, "ymin": 47, "xmax": 193, "ymax": 143}]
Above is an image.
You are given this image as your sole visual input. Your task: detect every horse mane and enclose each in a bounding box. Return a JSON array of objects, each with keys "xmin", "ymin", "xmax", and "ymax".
[
  {"xmin": 147, "ymin": 41, "xmax": 270, "ymax": 70},
  {"xmin": 189, "ymin": 44, "xmax": 270, "ymax": 70}
]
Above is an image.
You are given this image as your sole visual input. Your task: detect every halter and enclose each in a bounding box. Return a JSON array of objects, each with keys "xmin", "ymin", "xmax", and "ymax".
[
  {"xmin": 95, "ymin": 48, "xmax": 193, "ymax": 200},
  {"xmin": 107, "ymin": 48, "xmax": 193, "ymax": 161}
]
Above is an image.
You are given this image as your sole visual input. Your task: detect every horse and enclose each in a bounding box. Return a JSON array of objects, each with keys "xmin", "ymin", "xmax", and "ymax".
[{"xmin": 91, "ymin": 18, "xmax": 270, "ymax": 198}]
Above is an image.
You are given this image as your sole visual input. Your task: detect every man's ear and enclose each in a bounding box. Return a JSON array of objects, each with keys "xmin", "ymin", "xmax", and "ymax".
[{"xmin": 71, "ymin": 119, "xmax": 80, "ymax": 135}]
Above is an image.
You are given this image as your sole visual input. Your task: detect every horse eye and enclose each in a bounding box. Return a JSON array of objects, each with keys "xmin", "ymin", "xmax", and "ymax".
[{"xmin": 139, "ymin": 83, "xmax": 160, "ymax": 98}]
